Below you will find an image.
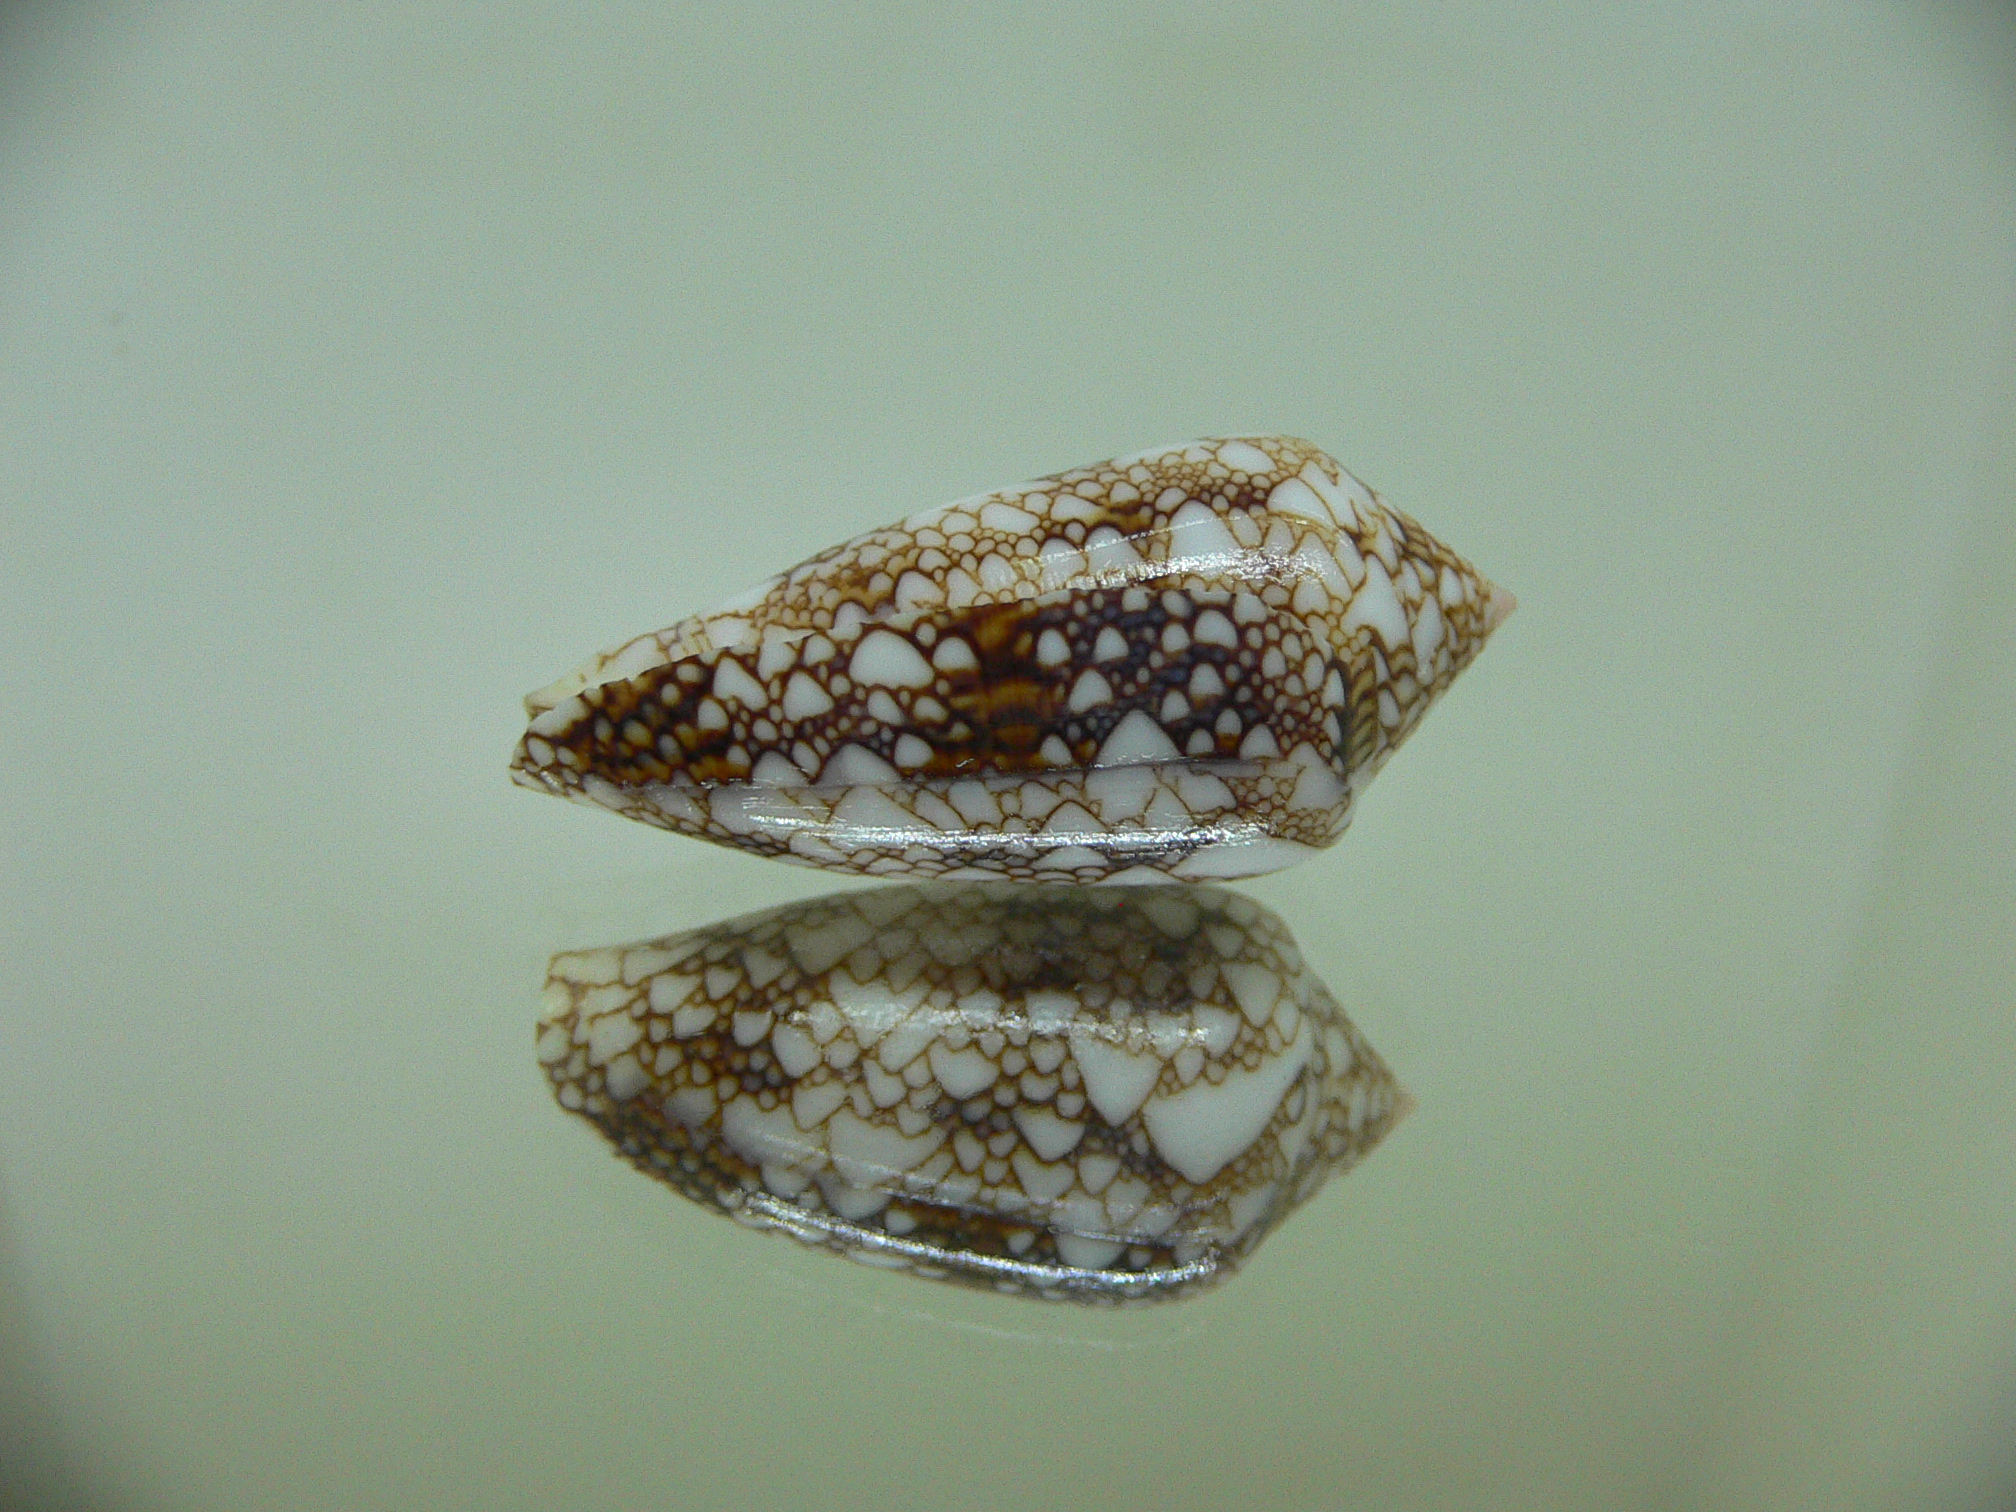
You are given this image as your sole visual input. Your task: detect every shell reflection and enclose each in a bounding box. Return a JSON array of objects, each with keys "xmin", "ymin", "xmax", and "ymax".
[{"xmin": 539, "ymin": 884, "xmax": 1407, "ymax": 1301}]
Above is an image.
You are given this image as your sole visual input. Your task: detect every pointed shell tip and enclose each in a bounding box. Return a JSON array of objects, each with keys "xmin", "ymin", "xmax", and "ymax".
[{"xmin": 1483, "ymin": 583, "xmax": 1517, "ymax": 633}]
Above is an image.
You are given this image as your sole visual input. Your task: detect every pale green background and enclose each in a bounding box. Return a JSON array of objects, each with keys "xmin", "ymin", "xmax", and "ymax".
[{"xmin": 3, "ymin": 4, "xmax": 2013, "ymax": 1510}]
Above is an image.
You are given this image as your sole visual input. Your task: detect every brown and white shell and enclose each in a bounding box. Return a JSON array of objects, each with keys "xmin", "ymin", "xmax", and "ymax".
[
  {"xmin": 512, "ymin": 436, "xmax": 1511, "ymax": 882},
  {"xmin": 537, "ymin": 883, "xmax": 1409, "ymax": 1302}
]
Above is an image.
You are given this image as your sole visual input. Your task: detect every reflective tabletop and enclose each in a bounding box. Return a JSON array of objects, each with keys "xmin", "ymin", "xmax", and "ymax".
[{"xmin": 3, "ymin": 5, "xmax": 2013, "ymax": 1510}]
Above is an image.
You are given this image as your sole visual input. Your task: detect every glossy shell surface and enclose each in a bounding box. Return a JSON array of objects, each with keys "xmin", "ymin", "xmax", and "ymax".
[{"xmin": 512, "ymin": 436, "xmax": 1509, "ymax": 882}]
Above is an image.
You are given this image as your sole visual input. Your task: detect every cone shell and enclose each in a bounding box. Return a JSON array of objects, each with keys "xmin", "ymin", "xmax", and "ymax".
[
  {"xmin": 538, "ymin": 884, "xmax": 1408, "ymax": 1302},
  {"xmin": 513, "ymin": 436, "xmax": 1510, "ymax": 882}
]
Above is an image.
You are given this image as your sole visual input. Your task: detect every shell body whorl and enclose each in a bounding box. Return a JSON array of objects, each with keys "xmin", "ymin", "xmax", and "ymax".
[{"xmin": 512, "ymin": 436, "xmax": 1509, "ymax": 882}]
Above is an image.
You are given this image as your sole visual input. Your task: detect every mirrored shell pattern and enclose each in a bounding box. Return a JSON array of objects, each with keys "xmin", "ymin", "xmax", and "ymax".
[
  {"xmin": 539, "ymin": 885, "xmax": 1407, "ymax": 1302},
  {"xmin": 523, "ymin": 438, "xmax": 1501, "ymax": 1297},
  {"xmin": 512, "ymin": 436, "xmax": 1510, "ymax": 883}
]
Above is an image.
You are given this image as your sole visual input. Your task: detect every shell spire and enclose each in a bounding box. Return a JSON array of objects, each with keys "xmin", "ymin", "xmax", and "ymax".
[{"xmin": 512, "ymin": 436, "xmax": 1510, "ymax": 882}]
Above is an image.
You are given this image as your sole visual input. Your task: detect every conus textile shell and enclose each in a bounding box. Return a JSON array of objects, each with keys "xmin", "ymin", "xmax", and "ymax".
[
  {"xmin": 513, "ymin": 436, "xmax": 1512, "ymax": 882},
  {"xmin": 538, "ymin": 883, "xmax": 1409, "ymax": 1303}
]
